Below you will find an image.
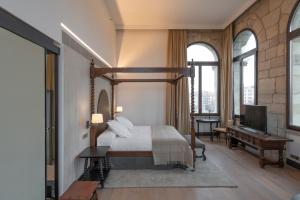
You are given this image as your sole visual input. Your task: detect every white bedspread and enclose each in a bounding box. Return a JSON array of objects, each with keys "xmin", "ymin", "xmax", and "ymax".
[
  {"xmin": 110, "ymin": 126, "xmax": 152, "ymax": 151},
  {"xmin": 151, "ymin": 125, "xmax": 193, "ymax": 168}
]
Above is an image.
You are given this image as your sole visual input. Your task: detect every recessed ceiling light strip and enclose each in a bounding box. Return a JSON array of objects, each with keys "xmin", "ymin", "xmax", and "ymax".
[{"xmin": 60, "ymin": 23, "xmax": 113, "ymax": 68}]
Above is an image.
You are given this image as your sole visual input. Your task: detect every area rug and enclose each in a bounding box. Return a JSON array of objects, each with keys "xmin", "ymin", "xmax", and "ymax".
[{"xmin": 104, "ymin": 155, "xmax": 237, "ymax": 188}]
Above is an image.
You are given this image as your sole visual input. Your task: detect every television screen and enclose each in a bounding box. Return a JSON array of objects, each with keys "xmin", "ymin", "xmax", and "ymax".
[{"xmin": 240, "ymin": 105, "xmax": 267, "ymax": 133}]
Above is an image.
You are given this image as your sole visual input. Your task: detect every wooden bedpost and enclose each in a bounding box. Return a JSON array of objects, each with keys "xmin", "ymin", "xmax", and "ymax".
[
  {"xmin": 90, "ymin": 60, "xmax": 96, "ymax": 147},
  {"xmin": 111, "ymin": 81, "xmax": 115, "ymax": 119},
  {"xmin": 190, "ymin": 60, "xmax": 196, "ymax": 168},
  {"xmin": 174, "ymin": 81, "xmax": 178, "ymax": 129}
]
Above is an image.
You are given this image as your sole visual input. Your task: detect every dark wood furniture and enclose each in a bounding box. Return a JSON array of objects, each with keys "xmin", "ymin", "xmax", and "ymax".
[
  {"xmin": 60, "ymin": 181, "xmax": 98, "ymax": 200},
  {"xmin": 78, "ymin": 146, "xmax": 110, "ymax": 187},
  {"xmin": 196, "ymin": 118, "xmax": 220, "ymax": 141},
  {"xmin": 227, "ymin": 126, "xmax": 291, "ymax": 168},
  {"xmin": 89, "ymin": 60, "xmax": 197, "ymax": 168}
]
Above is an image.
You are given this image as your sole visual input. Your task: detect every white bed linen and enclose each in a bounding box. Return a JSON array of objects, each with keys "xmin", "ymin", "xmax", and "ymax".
[{"xmin": 109, "ymin": 126, "xmax": 152, "ymax": 151}]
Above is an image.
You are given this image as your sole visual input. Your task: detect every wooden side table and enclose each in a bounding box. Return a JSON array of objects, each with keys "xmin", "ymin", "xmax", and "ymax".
[
  {"xmin": 196, "ymin": 118, "xmax": 220, "ymax": 141},
  {"xmin": 78, "ymin": 146, "xmax": 110, "ymax": 188}
]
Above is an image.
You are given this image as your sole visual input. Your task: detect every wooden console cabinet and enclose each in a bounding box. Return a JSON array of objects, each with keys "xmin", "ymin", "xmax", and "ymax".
[{"xmin": 227, "ymin": 126, "xmax": 291, "ymax": 168}]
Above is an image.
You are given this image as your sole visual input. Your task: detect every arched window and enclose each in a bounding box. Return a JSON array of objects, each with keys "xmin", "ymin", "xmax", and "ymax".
[
  {"xmin": 288, "ymin": 2, "xmax": 300, "ymax": 130},
  {"xmin": 233, "ymin": 29, "xmax": 258, "ymax": 116},
  {"xmin": 188, "ymin": 43, "xmax": 219, "ymax": 115}
]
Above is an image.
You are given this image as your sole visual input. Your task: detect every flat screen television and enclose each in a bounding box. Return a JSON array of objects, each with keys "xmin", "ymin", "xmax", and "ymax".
[{"xmin": 240, "ymin": 105, "xmax": 267, "ymax": 133}]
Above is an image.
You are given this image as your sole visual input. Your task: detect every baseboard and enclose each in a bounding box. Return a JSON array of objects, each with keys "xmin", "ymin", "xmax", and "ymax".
[{"xmin": 286, "ymin": 158, "xmax": 300, "ymax": 169}]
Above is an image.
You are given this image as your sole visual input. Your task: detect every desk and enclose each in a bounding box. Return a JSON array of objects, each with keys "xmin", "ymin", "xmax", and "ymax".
[
  {"xmin": 78, "ymin": 146, "xmax": 110, "ymax": 187},
  {"xmin": 196, "ymin": 118, "xmax": 220, "ymax": 141},
  {"xmin": 227, "ymin": 126, "xmax": 292, "ymax": 168}
]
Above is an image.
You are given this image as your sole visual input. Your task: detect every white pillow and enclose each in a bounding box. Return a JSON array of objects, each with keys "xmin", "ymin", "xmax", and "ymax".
[
  {"xmin": 97, "ymin": 130, "xmax": 116, "ymax": 147},
  {"xmin": 116, "ymin": 116, "xmax": 134, "ymax": 130},
  {"xmin": 107, "ymin": 120, "xmax": 131, "ymax": 138}
]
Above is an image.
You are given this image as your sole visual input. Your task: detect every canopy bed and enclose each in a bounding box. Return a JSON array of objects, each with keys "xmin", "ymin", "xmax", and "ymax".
[{"xmin": 89, "ymin": 60, "xmax": 197, "ymax": 168}]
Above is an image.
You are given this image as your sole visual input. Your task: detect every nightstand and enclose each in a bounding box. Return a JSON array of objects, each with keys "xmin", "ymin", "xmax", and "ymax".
[{"xmin": 78, "ymin": 146, "xmax": 110, "ymax": 188}]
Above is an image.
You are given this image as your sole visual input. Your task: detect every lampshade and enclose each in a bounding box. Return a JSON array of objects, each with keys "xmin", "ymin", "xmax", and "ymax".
[
  {"xmin": 91, "ymin": 113, "xmax": 103, "ymax": 124},
  {"xmin": 116, "ymin": 106, "xmax": 123, "ymax": 113}
]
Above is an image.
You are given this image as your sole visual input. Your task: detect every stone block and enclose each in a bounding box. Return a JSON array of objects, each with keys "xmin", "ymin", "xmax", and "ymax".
[
  {"xmin": 270, "ymin": 56, "xmax": 285, "ymax": 68},
  {"xmin": 279, "ymin": 14, "xmax": 289, "ymax": 34},
  {"xmin": 277, "ymin": 43, "xmax": 285, "ymax": 56},
  {"xmin": 266, "ymin": 24, "xmax": 279, "ymax": 39},
  {"xmin": 273, "ymin": 93, "xmax": 286, "ymax": 104},
  {"xmin": 270, "ymin": 0, "xmax": 283, "ymax": 10},
  {"xmin": 259, "ymin": 78, "xmax": 276, "ymax": 94},
  {"xmin": 259, "ymin": 94, "xmax": 273, "ymax": 104},
  {"xmin": 277, "ymin": 114, "xmax": 286, "ymax": 129},
  {"xmin": 259, "ymin": 40, "xmax": 270, "ymax": 51},
  {"xmin": 258, "ymin": 60, "xmax": 271, "ymax": 70},
  {"xmin": 258, "ymin": 69, "xmax": 269, "ymax": 79},
  {"xmin": 269, "ymin": 67, "xmax": 286, "ymax": 77},
  {"xmin": 256, "ymin": 0, "xmax": 270, "ymax": 18},
  {"xmin": 281, "ymin": 0, "xmax": 298, "ymax": 14},
  {"xmin": 266, "ymin": 46, "xmax": 278, "ymax": 60},
  {"xmin": 270, "ymin": 103, "xmax": 285, "ymax": 114},
  {"xmin": 262, "ymin": 8, "xmax": 281, "ymax": 28},
  {"xmin": 275, "ymin": 76, "xmax": 286, "ymax": 93}
]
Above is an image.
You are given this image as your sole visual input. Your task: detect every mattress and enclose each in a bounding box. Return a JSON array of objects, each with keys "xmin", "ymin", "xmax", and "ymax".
[{"xmin": 110, "ymin": 126, "xmax": 152, "ymax": 151}]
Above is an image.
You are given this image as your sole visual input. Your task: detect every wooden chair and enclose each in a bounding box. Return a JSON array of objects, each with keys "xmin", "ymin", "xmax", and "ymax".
[
  {"xmin": 60, "ymin": 181, "xmax": 98, "ymax": 200},
  {"xmin": 213, "ymin": 120, "xmax": 233, "ymax": 145}
]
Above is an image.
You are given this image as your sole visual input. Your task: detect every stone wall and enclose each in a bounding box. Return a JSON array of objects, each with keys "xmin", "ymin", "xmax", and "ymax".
[{"xmin": 233, "ymin": 0, "xmax": 298, "ymax": 137}]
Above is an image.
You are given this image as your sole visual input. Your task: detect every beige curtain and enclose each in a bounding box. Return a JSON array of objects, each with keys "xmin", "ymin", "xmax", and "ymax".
[
  {"xmin": 220, "ymin": 24, "xmax": 233, "ymax": 125},
  {"xmin": 166, "ymin": 30, "xmax": 190, "ymax": 134}
]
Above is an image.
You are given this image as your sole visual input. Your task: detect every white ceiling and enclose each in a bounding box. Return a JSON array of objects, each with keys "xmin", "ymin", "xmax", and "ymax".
[{"xmin": 104, "ymin": 0, "xmax": 257, "ymax": 30}]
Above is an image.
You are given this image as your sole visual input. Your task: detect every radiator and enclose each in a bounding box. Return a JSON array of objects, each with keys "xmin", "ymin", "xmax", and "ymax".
[{"xmin": 287, "ymin": 134, "xmax": 300, "ymax": 163}]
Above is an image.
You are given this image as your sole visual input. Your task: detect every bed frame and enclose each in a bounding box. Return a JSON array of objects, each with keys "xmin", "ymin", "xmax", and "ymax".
[{"xmin": 89, "ymin": 60, "xmax": 196, "ymax": 167}]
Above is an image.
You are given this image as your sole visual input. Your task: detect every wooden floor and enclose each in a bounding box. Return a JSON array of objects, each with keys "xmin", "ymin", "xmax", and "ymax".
[{"xmin": 98, "ymin": 137, "xmax": 300, "ymax": 200}]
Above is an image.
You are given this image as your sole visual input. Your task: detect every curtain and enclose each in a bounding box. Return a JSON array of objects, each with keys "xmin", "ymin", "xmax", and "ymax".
[
  {"xmin": 166, "ymin": 30, "xmax": 190, "ymax": 134},
  {"xmin": 220, "ymin": 24, "xmax": 233, "ymax": 125}
]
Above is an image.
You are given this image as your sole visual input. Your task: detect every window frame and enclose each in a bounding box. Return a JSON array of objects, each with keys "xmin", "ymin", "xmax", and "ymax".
[
  {"xmin": 187, "ymin": 42, "xmax": 220, "ymax": 116},
  {"xmin": 287, "ymin": 1, "xmax": 300, "ymax": 131},
  {"xmin": 232, "ymin": 29, "xmax": 258, "ymax": 118}
]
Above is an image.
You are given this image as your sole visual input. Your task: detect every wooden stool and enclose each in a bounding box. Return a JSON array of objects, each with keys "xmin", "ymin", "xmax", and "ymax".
[{"xmin": 60, "ymin": 181, "xmax": 98, "ymax": 200}]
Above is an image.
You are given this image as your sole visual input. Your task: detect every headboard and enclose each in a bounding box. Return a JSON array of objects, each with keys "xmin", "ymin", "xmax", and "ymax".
[{"xmin": 90, "ymin": 89, "xmax": 111, "ymax": 147}]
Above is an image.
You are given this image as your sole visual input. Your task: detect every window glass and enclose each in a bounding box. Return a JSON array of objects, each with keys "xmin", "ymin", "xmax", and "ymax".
[
  {"xmin": 233, "ymin": 30, "xmax": 256, "ymax": 57},
  {"xmin": 201, "ymin": 66, "xmax": 218, "ymax": 113},
  {"xmin": 242, "ymin": 55, "xmax": 255, "ymax": 105},
  {"xmin": 187, "ymin": 43, "xmax": 218, "ymax": 62},
  {"xmin": 188, "ymin": 43, "xmax": 219, "ymax": 114},
  {"xmin": 290, "ymin": 3, "xmax": 300, "ymax": 32},
  {"xmin": 290, "ymin": 37, "xmax": 300, "ymax": 126},
  {"xmin": 233, "ymin": 62, "xmax": 240, "ymax": 115}
]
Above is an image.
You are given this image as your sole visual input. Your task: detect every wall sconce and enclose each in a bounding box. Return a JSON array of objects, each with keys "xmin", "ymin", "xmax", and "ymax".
[
  {"xmin": 116, "ymin": 106, "xmax": 123, "ymax": 113},
  {"xmin": 86, "ymin": 113, "xmax": 103, "ymax": 128}
]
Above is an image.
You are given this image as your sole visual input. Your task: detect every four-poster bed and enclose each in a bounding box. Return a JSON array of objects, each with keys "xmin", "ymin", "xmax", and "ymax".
[{"xmin": 89, "ymin": 60, "xmax": 197, "ymax": 168}]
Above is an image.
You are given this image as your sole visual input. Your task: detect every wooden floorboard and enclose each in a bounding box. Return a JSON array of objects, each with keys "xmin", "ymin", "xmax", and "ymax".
[{"xmin": 98, "ymin": 137, "xmax": 300, "ymax": 200}]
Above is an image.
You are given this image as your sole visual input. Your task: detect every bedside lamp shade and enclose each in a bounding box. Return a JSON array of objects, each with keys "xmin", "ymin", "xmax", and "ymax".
[
  {"xmin": 116, "ymin": 106, "xmax": 123, "ymax": 113},
  {"xmin": 91, "ymin": 113, "xmax": 103, "ymax": 124}
]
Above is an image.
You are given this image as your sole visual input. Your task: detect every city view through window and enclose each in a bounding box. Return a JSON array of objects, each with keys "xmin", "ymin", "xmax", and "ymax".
[{"xmin": 188, "ymin": 43, "xmax": 218, "ymax": 114}]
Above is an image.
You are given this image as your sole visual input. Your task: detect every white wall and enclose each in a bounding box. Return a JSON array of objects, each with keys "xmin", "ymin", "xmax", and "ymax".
[
  {"xmin": 0, "ymin": 0, "xmax": 116, "ymax": 65},
  {"xmin": 0, "ymin": 0, "xmax": 117, "ymax": 194},
  {"xmin": 63, "ymin": 44, "xmax": 112, "ymax": 191},
  {"xmin": 116, "ymin": 30, "xmax": 168, "ymax": 125},
  {"xmin": 0, "ymin": 28, "xmax": 45, "ymax": 200}
]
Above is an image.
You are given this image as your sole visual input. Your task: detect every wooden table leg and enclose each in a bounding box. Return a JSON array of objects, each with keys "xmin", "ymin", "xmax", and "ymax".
[
  {"xmin": 210, "ymin": 123, "xmax": 213, "ymax": 142},
  {"xmin": 279, "ymin": 149, "xmax": 284, "ymax": 168},
  {"xmin": 197, "ymin": 122, "xmax": 199, "ymax": 137},
  {"xmin": 259, "ymin": 149, "xmax": 265, "ymax": 168},
  {"xmin": 84, "ymin": 158, "xmax": 88, "ymax": 171}
]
